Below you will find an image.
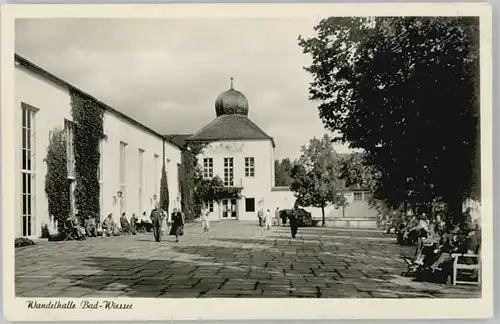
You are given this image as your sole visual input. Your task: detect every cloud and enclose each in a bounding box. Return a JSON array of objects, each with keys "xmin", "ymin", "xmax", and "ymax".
[{"xmin": 15, "ymin": 18, "xmax": 348, "ymax": 159}]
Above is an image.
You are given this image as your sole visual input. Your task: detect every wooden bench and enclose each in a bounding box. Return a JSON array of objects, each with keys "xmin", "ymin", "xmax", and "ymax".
[{"xmin": 451, "ymin": 252, "xmax": 481, "ymax": 286}]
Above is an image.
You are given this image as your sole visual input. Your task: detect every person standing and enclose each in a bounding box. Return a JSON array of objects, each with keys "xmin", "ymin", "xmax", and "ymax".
[
  {"xmin": 275, "ymin": 207, "xmax": 281, "ymax": 226},
  {"xmin": 170, "ymin": 208, "xmax": 185, "ymax": 242},
  {"xmin": 257, "ymin": 208, "xmax": 264, "ymax": 227},
  {"xmin": 265, "ymin": 208, "xmax": 272, "ymax": 230},
  {"xmin": 167, "ymin": 208, "xmax": 173, "ymax": 235},
  {"xmin": 150, "ymin": 204, "xmax": 165, "ymax": 242},
  {"xmin": 201, "ymin": 211, "xmax": 210, "ymax": 234},
  {"xmin": 289, "ymin": 210, "xmax": 299, "ymax": 238}
]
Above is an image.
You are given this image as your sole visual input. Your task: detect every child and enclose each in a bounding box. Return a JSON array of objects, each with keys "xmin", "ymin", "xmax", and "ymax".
[
  {"xmin": 265, "ymin": 209, "xmax": 272, "ymax": 230},
  {"xmin": 202, "ymin": 211, "xmax": 210, "ymax": 234}
]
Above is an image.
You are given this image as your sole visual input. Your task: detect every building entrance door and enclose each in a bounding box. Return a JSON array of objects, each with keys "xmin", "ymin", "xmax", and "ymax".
[{"xmin": 222, "ymin": 199, "xmax": 237, "ymax": 219}]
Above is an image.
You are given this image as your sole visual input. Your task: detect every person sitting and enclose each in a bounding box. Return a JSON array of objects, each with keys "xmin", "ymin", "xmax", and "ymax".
[
  {"xmin": 414, "ymin": 222, "xmax": 440, "ymax": 265},
  {"xmin": 84, "ymin": 217, "xmax": 98, "ymax": 237},
  {"xmin": 130, "ymin": 213, "xmax": 139, "ymax": 233},
  {"xmin": 429, "ymin": 225, "xmax": 465, "ymax": 273},
  {"xmin": 102, "ymin": 214, "xmax": 119, "ymax": 237},
  {"xmin": 72, "ymin": 214, "xmax": 87, "ymax": 240},
  {"xmin": 403, "ymin": 215, "xmax": 425, "ymax": 245},
  {"xmin": 396, "ymin": 216, "xmax": 408, "ymax": 244},
  {"xmin": 120, "ymin": 212, "xmax": 136, "ymax": 235},
  {"xmin": 433, "ymin": 214, "xmax": 447, "ymax": 236},
  {"xmin": 140, "ymin": 211, "xmax": 153, "ymax": 232}
]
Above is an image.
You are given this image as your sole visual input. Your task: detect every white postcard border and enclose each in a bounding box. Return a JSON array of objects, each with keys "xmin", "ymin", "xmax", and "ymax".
[{"xmin": 1, "ymin": 3, "xmax": 493, "ymax": 321}]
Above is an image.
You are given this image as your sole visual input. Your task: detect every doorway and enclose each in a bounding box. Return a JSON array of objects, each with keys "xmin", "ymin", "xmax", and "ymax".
[{"xmin": 222, "ymin": 198, "xmax": 237, "ymax": 219}]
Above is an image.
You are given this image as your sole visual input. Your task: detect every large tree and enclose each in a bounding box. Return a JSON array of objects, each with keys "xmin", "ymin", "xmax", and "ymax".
[
  {"xmin": 274, "ymin": 158, "xmax": 294, "ymax": 187},
  {"xmin": 298, "ymin": 17, "xmax": 480, "ymax": 224},
  {"xmin": 340, "ymin": 152, "xmax": 378, "ymax": 191},
  {"xmin": 159, "ymin": 164, "xmax": 169, "ymax": 213},
  {"xmin": 291, "ymin": 134, "xmax": 346, "ymax": 226}
]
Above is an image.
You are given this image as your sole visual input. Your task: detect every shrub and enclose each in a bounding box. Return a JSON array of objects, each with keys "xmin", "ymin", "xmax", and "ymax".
[
  {"xmin": 15, "ymin": 237, "xmax": 35, "ymax": 248},
  {"xmin": 48, "ymin": 232, "xmax": 66, "ymax": 241},
  {"xmin": 40, "ymin": 224, "xmax": 51, "ymax": 239}
]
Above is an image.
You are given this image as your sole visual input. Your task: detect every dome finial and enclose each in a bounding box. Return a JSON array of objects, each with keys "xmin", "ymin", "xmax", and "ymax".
[{"xmin": 215, "ymin": 81, "xmax": 249, "ymax": 117}]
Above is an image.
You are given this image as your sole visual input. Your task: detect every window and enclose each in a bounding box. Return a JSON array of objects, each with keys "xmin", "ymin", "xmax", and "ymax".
[
  {"xmin": 353, "ymin": 192, "xmax": 363, "ymax": 201},
  {"xmin": 64, "ymin": 120, "xmax": 75, "ymax": 179},
  {"xmin": 99, "ymin": 139, "xmax": 104, "ymax": 221},
  {"xmin": 154, "ymin": 154, "xmax": 159, "ymax": 197},
  {"xmin": 177, "ymin": 163, "xmax": 182, "ymax": 193},
  {"xmin": 21, "ymin": 103, "xmax": 36, "ymax": 236},
  {"xmin": 119, "ymin": 142, "xmax": 127, "ymax": 215},
  {"xmin": 245, "ymin": 198, "xmax": 255, "ymax": 212},
  {"xmin": 364, "ymin": 192, "xmax": 372, "ymax": 202},
  {"xmin": 138, "ymin": 149, "xmax": 144, "ymax": 216},
  {"xmin": 203, "ymin": 158, "xmax": 213, "ymax": 178},
  {"xmin": 224, "ymin": 157, "xmax": 234, "ymax": 186},
  {"xmin": 245, "ymin": 157, "xmax": 255, "ymax": 177},
  {"xmin": 205, "ymin": 200, "xmax": 214, "ymax": 212},
  {"xmin": 65, "ymin": 120, "xmax": 76, "ymax": 216}
]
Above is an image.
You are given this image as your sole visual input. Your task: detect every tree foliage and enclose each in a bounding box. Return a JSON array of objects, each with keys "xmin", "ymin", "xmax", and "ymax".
[
  {"xmin": 291, "ymin": 134, "xmax": 346, "ymax": 226},
  {"xmin": 44, "ymin": 128, "xmax": 71, "ymax": 233},
  {"xmin": 180, "ymin": 142, "xmax": 209, "ymax": 220},
  {"xmin": 159, "ymin": 164, "xmax": 169, "ymax": 212},
  {"xmin": 70, "ymin": 89, "xmax": 104, "ymax": 221},
  {"xmin": 274, "ymin": 158, "xmax": 295, "ymax": 187},
  {"xmin": 340, "ymin": 152, "xmax": 379, "ymax": 190},
  {"xmin": 298, "ymin": 17, "xmax": 480, "ymax": 224}
]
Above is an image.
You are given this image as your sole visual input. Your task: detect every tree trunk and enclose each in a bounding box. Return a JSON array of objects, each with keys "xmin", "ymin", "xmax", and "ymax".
[
  {"xmin": 321, "ymin": 205, "xmax": 326, "ymax": 227},
  {"xmin": 445, "ymin": 196, "xmax": 464, "ymax": 227}
]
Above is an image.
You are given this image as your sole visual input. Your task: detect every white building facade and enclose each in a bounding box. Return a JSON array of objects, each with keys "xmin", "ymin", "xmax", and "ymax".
[
  {"xmin": 15, "ymin": 54, "xmax": 182, "ymax": 238},
  {"xmin": 184, "ymin": 83, "xmax": 378, "ymax": 227},
  {"xmin": 185, "ymin": 84, "xmax": 296, "ymax": 221}
]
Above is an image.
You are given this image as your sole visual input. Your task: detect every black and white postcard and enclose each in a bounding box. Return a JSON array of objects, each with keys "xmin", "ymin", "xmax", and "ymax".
[{"xmin": 0, "ymin": 3, "xmax": 493, "ymax": 321}]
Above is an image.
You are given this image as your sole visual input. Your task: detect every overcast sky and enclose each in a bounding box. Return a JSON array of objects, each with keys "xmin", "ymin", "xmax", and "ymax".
[{"xmin": 16, "ymin": 18, "xmax": 352, "ymax": 159}]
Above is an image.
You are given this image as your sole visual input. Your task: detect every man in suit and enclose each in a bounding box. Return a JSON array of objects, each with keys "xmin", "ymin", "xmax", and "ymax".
[
  {"xmin": 289, "ymin": 209, "xmax": 299, "ymax": 239},
  {"xmin": 150, "ymin": 204, "xmax": 165, "ymax": 242}
]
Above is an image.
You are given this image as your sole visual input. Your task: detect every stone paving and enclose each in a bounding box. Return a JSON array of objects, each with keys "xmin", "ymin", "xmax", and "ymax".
[{"xmin": 15, "ymin": 222, "xmax": 481, "ymax": 298}]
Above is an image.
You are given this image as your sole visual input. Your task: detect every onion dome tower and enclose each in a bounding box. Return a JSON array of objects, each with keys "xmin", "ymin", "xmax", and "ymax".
[{"xmin": 214, "ymin": 77, "xmax": 249, "ymax": 117}]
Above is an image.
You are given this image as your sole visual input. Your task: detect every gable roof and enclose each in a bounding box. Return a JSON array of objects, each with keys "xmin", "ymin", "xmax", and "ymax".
[
  {"xmin": 164, "ymin": 134, "xmax": 192, "ymax": 148},
  {"xmin": 188, "ymin": 114, "xmax": 275, "ymax": 147}
]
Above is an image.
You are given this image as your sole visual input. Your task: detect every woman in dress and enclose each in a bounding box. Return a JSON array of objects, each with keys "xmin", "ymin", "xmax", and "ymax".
[
  {"xmin": 169, "ymin": 208, "xmax": 185, "ymax": 242},
  {"xmin": 265, "ymin": 208, "xmax": 272, "ymax": 230}
]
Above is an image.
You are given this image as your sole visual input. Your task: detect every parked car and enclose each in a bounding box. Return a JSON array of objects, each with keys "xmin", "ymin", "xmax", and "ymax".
[{"xmin": 280, "ymin": 208, "xmax": 313, "ymax": 227}]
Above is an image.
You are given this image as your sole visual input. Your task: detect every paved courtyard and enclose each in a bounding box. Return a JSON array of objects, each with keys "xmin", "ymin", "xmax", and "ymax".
[{"xmin": 15, "ymin": 222, "xmax": 480, "ymax": 298}]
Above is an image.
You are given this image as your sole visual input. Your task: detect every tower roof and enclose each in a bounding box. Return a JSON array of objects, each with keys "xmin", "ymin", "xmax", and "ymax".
[
  {"xmin": 214, "ymin": 78, "xmax": 249, "ymax": 117},
  {"xmin": 188, "ymin": 114, "xmax": 275, "ymax": 147},
  {"xmin": 189, "ymin": 79, "xmax": 274, "ymax": 147}
]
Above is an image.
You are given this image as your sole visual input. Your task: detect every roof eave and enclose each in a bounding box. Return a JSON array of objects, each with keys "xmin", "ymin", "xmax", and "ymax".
[{"xmin": 15, "ymin": 53, "xmax": 176, "ymax": 145}]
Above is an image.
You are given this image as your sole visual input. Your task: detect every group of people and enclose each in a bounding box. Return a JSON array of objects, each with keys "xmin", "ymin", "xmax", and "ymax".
[
  {"xmin": 256, "ymin": 206, "xmax": 300, "ymax": 239},
  {"xmin": 63, "ymin": 204, "xmax": 186, "ymax": 243},
  {"xmin": 257, "ymin": 207, "xmax": 281, "ymax": 229},
  {"xmin": 398, "ymin": 211, "xmax": 481, "ymax": 283}
]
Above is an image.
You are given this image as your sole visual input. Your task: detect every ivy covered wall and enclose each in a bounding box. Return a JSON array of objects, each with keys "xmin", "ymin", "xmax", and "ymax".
[
  {"xmin": 69, "ymin": 89, "xmax": 104, "ymax": 220},
  {"xmin": 44, "ymin": 127, "xmax": 71, "ymax": 233}
]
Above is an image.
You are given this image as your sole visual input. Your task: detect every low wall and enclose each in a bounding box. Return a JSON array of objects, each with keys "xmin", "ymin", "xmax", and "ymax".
[{"xmin": 326, "ymin": 217, "xmax": 378, "ymax": 229}]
